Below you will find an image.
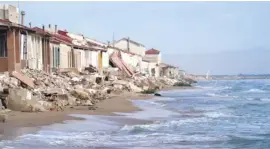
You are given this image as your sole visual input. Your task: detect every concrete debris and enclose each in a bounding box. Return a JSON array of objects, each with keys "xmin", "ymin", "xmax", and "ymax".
[
  {"xmin": 84, "ymin": 65, "xmax": 98, "ymax": 73},
  {"xmin": 0, "ymin": 114, "xmax": 7, "ymax": 123},
  {"xmin": 71, "ymin": 89, "xmax": 90, "ymax": 100},
  {"xmin": 0, "ymin": 68, "xmax": 195, "ymax": 113},
  {"xmin": 11, "ymin": 71, "xmax": 34, "ymax": 88},
  {"xmin": 6, "ymin": 88, "xmax": 47, "ymax": 112}
]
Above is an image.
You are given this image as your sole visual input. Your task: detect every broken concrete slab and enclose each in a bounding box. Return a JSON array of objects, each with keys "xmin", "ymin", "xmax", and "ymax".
[
  {"xmin": 11, "ymin": 71, "xmax": 34, "ymax": 88},
  {"xmin": 81, "ymin": 100, "xmax": 93, "ymax": 106},
  {"xmin": 43, "ymin": 88, "xmax": 66, "ymax": 96},
  {"xmin": 129, "ymin": 83, "xmax": 143, "ymax": 93},
  {"xmin": 0, "ymin": 114, "xmax": 7, "ymax": 123},
  {"xmin": 6, "ymin": 88, "xmax": 47, "ymax": 112},
  {"xmin": 71, "ymin": 89, "xmax": 90, "ymax": 100}
]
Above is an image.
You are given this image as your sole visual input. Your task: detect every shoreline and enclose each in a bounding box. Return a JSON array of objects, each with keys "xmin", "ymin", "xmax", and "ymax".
[{"xmin": 0, "ymin": 86, "xmax": 192, "ymax": 140}]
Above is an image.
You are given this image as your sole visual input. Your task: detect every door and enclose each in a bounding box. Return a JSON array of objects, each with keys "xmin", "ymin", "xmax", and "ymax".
[{"xmin": 98, "ymin": 52, "xmax": 102, "ymax": 69}]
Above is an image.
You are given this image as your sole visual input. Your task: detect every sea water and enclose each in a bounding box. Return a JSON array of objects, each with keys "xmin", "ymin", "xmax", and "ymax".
[{"xmin": 1, "ymin": 79, "xmax": 270, "ymax": 149}]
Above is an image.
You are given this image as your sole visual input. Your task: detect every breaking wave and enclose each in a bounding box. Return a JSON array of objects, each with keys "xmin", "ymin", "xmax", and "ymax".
[{"xmin": 244, "ymin": 88, "xmax": 265, "ymax": 93}]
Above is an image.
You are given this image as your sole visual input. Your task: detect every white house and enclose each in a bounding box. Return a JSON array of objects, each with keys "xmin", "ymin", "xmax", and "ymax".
[
  {"xmin": 160, "ymin": 63, "xmax": 181, "ymax": 79},
  {"xmin": 142, "ymin": 48, "xmax": 162, "ymax": 77},
  {"xmin": 143, "ymin": 48, "xmax": 161, "ymax": 64},
  {"xmin": 49, "ymin": 29, "xmax": 73, "ymax": 71},
  {"xmin": 24, "ymin": 32, "xmax": 43, "ymax": 70},
  {"xmin": 86, "ymin": 37, "xmax": 109, "ymax": 70},
  {"xmin": 107, "ymin": 46, "xmax": 142, "ymax": 73}
]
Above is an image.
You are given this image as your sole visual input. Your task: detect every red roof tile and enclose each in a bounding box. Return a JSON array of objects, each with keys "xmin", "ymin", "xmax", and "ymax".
[
  {"xmin": 58, "ymin": 30, "xmax": 69, "ymax": 37},
  {"xmin": 52, "ymin": 34, "xmax": 73, "ymax": 45},
  {"xmin": 145, "ymin": 48, "xmax": 160, "ymax": 55}
]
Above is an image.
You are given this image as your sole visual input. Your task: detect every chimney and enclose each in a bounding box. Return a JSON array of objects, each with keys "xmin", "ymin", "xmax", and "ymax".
[
  {"xmin": 21, "ymin": 11, "xmax": 25, "ymax": 25},
  {"xmin": 42, "ymin": 25, "xmax": 45, "ymax": 31},
  {"xmin": 55, "ymin": 25, "xmax": 57, "ymax": 33},
  {"xmin": 127, "ymin": 37, "xmax": 130, "ymax": 52},
  {"xmin": 48, "ymin": 24, "xmax": 51, "ymax": 29},
  {"xmin": 29, "ymin": 22, "xmax": 31, "ymax": 28}
]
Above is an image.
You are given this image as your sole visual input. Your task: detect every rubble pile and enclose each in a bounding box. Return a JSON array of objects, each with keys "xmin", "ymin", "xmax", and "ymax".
[{"xmin": 0, "ymin": 69, "xmax": 195, "ymax": 113}]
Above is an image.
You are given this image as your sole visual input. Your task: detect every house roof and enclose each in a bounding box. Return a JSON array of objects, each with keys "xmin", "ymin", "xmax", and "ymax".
[
  {"xmin": 52, "ymin": 33, "xmax": 73, "ymax": 45},
  {"xmin": 32, "ymin": 27, "xmax": 51, "ymax": 36},
  {"xmin": 114, "ymin": 37, "xmax": 145, "ymax": 47},
  {"xmin": 0, "ymin": 19, "xmax": 36, "ymax": 32},
  {"xmin": 57, "ymin": 30, "xmax": 106, "ymax": 52},
  {"xmin": 145, "ymin": 48, "xmax": 160, "ymax": 55}
]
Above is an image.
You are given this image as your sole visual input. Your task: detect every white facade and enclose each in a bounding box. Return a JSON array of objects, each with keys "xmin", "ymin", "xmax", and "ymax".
[
  {"xmin": 84, "ymin": 50, "xmax": 91, "ymax": 68},
  {"xmin": 107, "ymin": 47, "xmax": 115, "ymax": 56},
  {"xmin": 50, "ymin": 43, "xmax": 73, "ymax": 70},
  {"xmin": 148, "ymin": 62, "xmax": 160, "ymax": 77},
  {"xmin": 50, "ymin": 43, "xmax": 60, "ymax": 69},
  {"xmin": 114, "ymin": 39, "xmax": 146, "ymax": 56},
  {"xmin": 102, "ymin": 51, "xmax": 109, "ymax": 68},
  {"xmin": 90, "ymin": 50, "xmax": 99, "ymax": 68},
  {"xmin": 67, "ymin": 32, "xmax": 88, "ymax": 71},
  {"xmin": 143, "ymin": 53, "xmax": 161, "ymax": 64},
  {"xmin": 140, "ymin": 61, "xmax": 159, "ymax": 77},
  {"xmin": 141, "ymin": 61, "xmax": 150, "ymax": 75},
  {"xmin": 73, "ymin": 49, "xmax": 86, "ymax": 71},
  {"xmin": 59, "ymin": 43, "xmax": 72, "ymax": 68},
  {"xmin": 26, "ymin": 34, "xmax": 43, "ymax": 70}
]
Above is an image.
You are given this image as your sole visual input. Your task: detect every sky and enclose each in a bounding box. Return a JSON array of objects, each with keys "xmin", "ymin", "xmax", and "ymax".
[{"xmin": 2, "ymin": 1, "xmax": 270, "ymax": 75}]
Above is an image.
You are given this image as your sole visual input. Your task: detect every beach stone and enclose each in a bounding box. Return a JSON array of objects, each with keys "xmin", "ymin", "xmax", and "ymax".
[
  {"xmin": 0, "ymin": 97, "xmax": 3, "ymax": 109},
  {"xmin": 85, "ymin": 89, "xmax": 97, "ymax": 96},
  {"xmin": 9, "ymin": 77, "xmax": 19, "ymax": 87},
  {"xmin": 113, "ymin": 80, "xmax": 129, "ymax": 86},
  {"xmin": 129, "ymin": 83, "xmax": 143, "ymax": 93},
  {"xmin": 55, "ymin": 99, "xmax": 68, "ymax": 108},
  {"xmin": 71, "ymin": 77, "xmax": 80, "ymax": 82},
  {"xmin": 142, "ymin": 86, "xmax": 149, "ymax": 90},
  {"xmin": 154, "ymin": 93, "xmax": 162, "ymax": 96},
  {"xmin": 43, "ymin": 88, "xmax": 66, "ymax": 95},
  {"xmin": 6, "ymin": 88, "xmax": 47, "ymax": 112},
  {"xmin": 0, "ymin": 114, "xmax": 7, "ymax": 123},
  {"xmin": 71, "ymin": 89, "xmax": 89, "ymax": 100},
  {"xmin": 34, "ymin": 79, "xmax": 42, "ymax": 86},
  {"xmin": 67, "ymin": 96, "xmax": 76, "ymax": 106},
  {"xmin": 82, "ymin": 100, "xmax": 93, "ymax": 106},
  {"xmin": 38, "ymin": 101, "xmax": 52, "ymax": 110},
  {"xmin": 96, "ymin": 77, "xmax": 103, "ymax": 84}
]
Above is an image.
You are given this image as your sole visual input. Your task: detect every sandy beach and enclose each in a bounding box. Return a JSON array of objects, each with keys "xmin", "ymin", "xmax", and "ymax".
[
  {"xmin": 0, "ymin": 91, "xmax": 153, "ymax": 140},
  {"xmin": 0, "ymin": 86, "xmax": 192, "ymax": 140}
]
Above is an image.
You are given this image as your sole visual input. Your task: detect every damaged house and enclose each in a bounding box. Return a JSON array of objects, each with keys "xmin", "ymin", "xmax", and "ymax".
[
  {"xmin": 142, "ymin": 48, "xmax": 161, "ymax": 77},
  {"xmin": 160, "ymin": 63, "xmax": 182, "ymax": 79},
  {"xmin": 0, "ymin": 4, "xmax": 50, "ymax": 74},
  {"xmin": 108, "ymin": 37, "xmax": 147, "ymax": 76},
  {"xmin": 59, "ymin": 31, "xmax": 108, "ymax": 72}
]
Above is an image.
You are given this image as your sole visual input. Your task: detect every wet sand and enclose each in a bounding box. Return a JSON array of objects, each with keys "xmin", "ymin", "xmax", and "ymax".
[
  {"xmin": 0, "ymin": 92, "xmax": 152, "ymax": 140},
  {"xmin": 0, "ymin": 86, "xmax": 191, "ymax": 140}
]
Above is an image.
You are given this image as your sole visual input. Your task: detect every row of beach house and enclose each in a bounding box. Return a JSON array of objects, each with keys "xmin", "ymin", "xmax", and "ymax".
[{"xmin": 0, "ymin": 4, "xmax": 184, "ymax": 79}]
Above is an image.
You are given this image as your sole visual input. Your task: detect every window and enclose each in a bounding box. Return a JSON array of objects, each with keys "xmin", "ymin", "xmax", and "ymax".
[
  {"xmin": 0, "ymin": 31, "xmax": 7, "ymax": 57},
  {"xmin": 52, "ymin": 46, "xmax": 60, "ymax": 68}
]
